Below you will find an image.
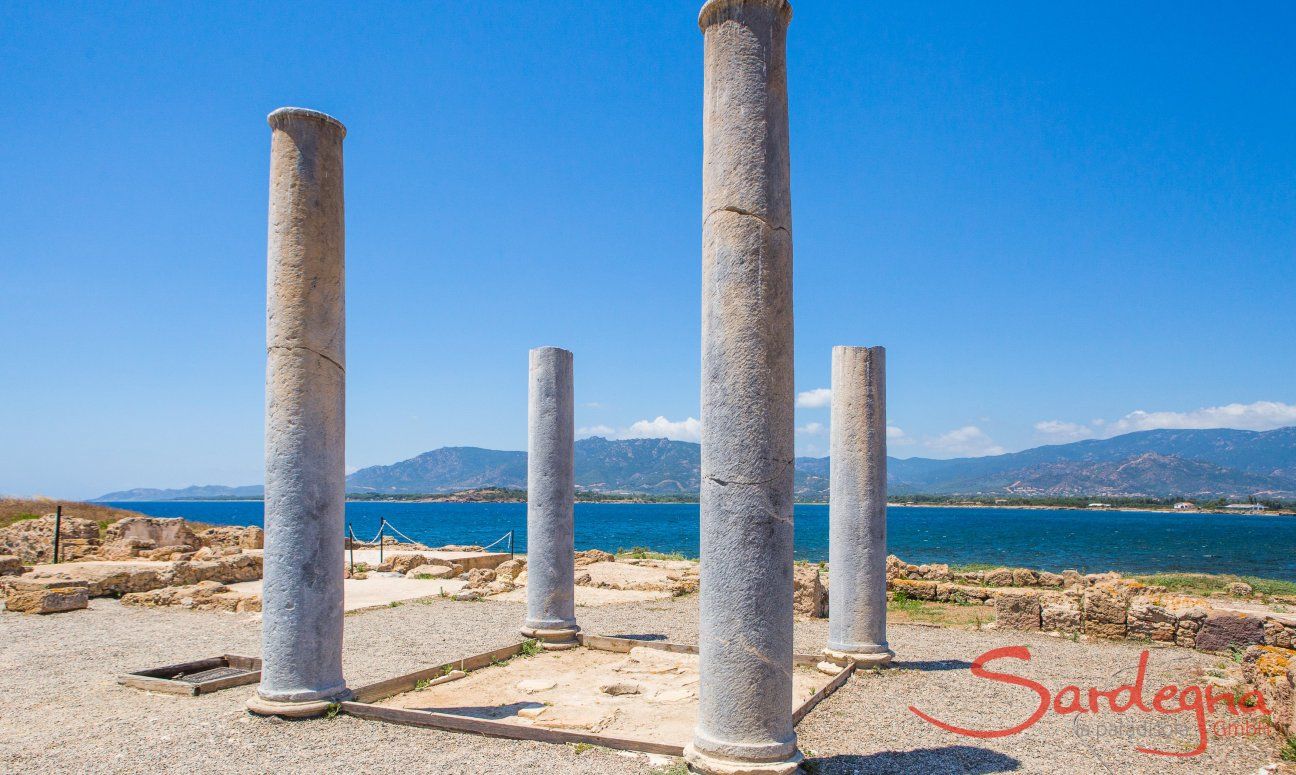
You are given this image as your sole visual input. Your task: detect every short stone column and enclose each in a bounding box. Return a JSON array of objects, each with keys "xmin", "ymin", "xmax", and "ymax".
[
  {"xmin": 248, "ymin": 107, "xmax": 350, "ymax": 718},
  {"xmin": 822, "ymin": 346, "xmax": 895, "ymax": 670},
  {"xmin": 687, "ymin": 1, "xmax": 800, "ymax": 773},
  {"xmin": 520, "ymin": 346, "xmax": 580, "ymax": 649}
]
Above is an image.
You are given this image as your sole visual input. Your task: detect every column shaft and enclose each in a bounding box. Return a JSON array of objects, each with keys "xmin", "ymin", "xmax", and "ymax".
[
  {"xmin": 522, "ymin": 346, "xmax": 579, "ymax": 648},
  {"xmin": 690, "ymin": 1, "xmax": 799, "ymax": 773},
  {"xmin": 825, "ymin": 346, "xmax": 894, "ymax": 667},
  {"xmin": 252, "ymin": 107, "xmax": 349, "ymax": 715}
]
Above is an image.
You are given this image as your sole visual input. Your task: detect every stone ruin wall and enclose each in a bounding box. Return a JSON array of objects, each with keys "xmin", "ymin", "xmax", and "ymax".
[{"xmin": 886, "ymin": 555, "xmax": 1296, "ymax": 654}]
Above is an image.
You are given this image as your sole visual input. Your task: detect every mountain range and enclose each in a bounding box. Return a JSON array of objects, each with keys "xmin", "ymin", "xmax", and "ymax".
[{"xmin": 94, "ymin": 426, "xmax": 1296, "ymax": 501}]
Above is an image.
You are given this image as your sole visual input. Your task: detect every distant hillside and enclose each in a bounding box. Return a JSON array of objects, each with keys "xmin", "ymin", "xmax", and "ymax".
[
  {"xmin": 94, "ymin": 484, "xmax": 265, "ymax": 502},
  {"xmin": 347, "ymin": 446, "xmax": 526, "ymax": 494},
  {"xmin": 95, "ymin": 427, "xmax": 1296, "ymax": 501},
  {"xmin": 887, "ymin": 427, "xmax": 1296, "ymax": 498}
]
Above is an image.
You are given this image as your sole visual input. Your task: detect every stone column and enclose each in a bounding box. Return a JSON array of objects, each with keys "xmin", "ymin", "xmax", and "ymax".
[
  {"xmin": 520, "ymin": 346, "xmax": 579, "ymax": 649},
  {"xmin": 248, "ymin": 107, "xmax": 350, "ymax": 718},
  {"xmin": 822, "ymin": 346, "xmax": 895, "ymax": 670},
  {"xmin": 688, "ymin": 2, "xmax": 799, "ymax": 773}
]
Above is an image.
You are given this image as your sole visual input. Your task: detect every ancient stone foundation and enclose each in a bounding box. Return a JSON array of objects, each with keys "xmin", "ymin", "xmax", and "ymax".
[
  {"xmin": 886, "ymin": 555, "xmax": 1296, "ymax": 653},
  {"xmin": 520, "ymin": 347, "xmax": 579, "ymax": 650},
  {"xmin": 250, "ymin": 107, "xmax": 350, "ymax": 718},
  {"xmin": 689, "ymin": 0, "xmax": 800, "ymax": 772}
]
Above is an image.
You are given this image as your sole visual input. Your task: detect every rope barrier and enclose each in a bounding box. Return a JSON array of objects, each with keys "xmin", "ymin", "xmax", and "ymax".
[
  {"xmin": 480, "ymin": 532, "xmax": 511, "ymax": 552},
  {"xmin": 353, "ymin": 519, "xmax": 511, "ymax": 553},
  {"xmin": 384, "ymin": 522, "xmax": 423, "ymax": 546}
]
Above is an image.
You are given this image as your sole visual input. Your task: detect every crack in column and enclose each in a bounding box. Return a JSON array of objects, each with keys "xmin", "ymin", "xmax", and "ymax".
[
  {"xmin": 704, "ymin": 205, "xmax": 791, "ymax": 234},
  {"xmin": 268, "ymin": 344, "xmax": 345, "ymax": 373},
  {"xmin": 705, "ymin": 458, "xmax": 795, "ymax": 487}
]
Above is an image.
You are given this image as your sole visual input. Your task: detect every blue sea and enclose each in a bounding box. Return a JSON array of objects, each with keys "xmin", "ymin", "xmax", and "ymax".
[{"xmin": 106, "ymin": 501, "xmax": 1296, "ymax": 581}]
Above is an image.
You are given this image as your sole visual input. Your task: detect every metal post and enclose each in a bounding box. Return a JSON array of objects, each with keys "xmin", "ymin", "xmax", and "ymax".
[
  {"xmin": 378, "ymin": 517, "xmax": 385, "ymax": 564},
  {"xmin": 53, "ymin": 505, "xmax": 62, "ymax": 564},
  {"xmin": 347, "ymin": 524, "xmax": 355, "ymax": 573}
]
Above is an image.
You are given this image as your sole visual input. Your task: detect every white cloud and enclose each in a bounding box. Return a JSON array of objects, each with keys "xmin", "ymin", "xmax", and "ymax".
[
  {"xmin": 620, "ymin": 416, "xmax": 702, "ymax": 442},
  {"xmin": 797, "ymin": 422, "xmax": 824, "ymax": 435},
  {"xmin": 928, "ymin": 425, "xmax": 1005, "ymax": 457},
  {"xmin": 576, "ymin": 424, "xmax": 615, "ymax": 438},
  {"xmin": 1029, "ymin": 401, "xmax": 1296, "ymax": 446},
  {"xmin": 796, "ymin": 388, "xmax": 832, "ymax": 408},
  {"xmin": 1104, "ymin": 401, "xmax": 1296, "ymax": 435},
  {"xmin": 1033, "ymin": 420, "xmax": 1095, "ymax": 443},
  {"xmin": 887, "ymin": 425, "xmax": 915, "ymax": 445}
]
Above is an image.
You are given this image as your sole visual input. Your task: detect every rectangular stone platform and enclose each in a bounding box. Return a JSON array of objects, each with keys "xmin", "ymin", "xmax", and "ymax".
[
  {"xmin": 339, "ymin": 635, "xmax": 852, "ymax": 756},
  {"xmin": 118, "ymin": 654, "xmax": 262, "ymax": 696}
]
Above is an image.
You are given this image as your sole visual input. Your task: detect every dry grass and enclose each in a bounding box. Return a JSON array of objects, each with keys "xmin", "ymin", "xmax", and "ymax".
[
  {"xmin": 886, "ymin": 591, "xmax": 991, "ymax": 629},
  {"xmin": 1135, "ymin": 572, "xmax": 1296, "ymax": 600},
  {"xmin": 0, "ymin": 497, "xmax": 147, "ymax": 533}
]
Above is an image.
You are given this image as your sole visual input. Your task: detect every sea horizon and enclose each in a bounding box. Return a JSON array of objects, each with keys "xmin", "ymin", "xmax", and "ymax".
[{"xmin": 107, "ymin": 500, "xmax": 1296, "ymax": 582}]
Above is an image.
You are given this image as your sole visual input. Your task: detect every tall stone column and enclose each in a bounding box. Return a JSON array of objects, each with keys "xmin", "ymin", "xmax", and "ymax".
[
  {"xmin": 248, "ymin": 107, "xmax": 350, "ymax": 718},
  {"xmin": 520, "ymin": 346, "xmax": 579, "ymax": 650},
  {"xmin": 823, "ymin": 346, "xmax": 895, "ymax": 670},
  {"xmin": 688, "ymin": 1, "xmax": 799, "ymax": 773}
]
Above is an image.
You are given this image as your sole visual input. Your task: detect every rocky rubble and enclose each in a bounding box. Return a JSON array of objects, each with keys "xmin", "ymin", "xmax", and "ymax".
[
  {"xmin": 12, "ymin": 552, "xmax": 262, "ymax": 598},
  {"xmin": 1241, "ymin": 645, "xmax": 1296, "ymax": 734},
  {"xmin": 0, "ymin": 514, "xmax": 101, "ymax": 563},
  {"xmin": 793, "ymin": 564, "xmax": 826, "ymax": 618},
  {"xmin": 195, "ymin": 525, "xmax": 264, "ymax": 550},
  {"xmin": 121, "ymin": 580, "xmax": 261, "ymax": 613}
]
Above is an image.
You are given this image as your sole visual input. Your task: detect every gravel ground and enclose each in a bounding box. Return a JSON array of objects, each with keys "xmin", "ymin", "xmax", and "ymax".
[{"xmin": 0, "ymin": 595, "xmax": 1287, "ymax": 774}]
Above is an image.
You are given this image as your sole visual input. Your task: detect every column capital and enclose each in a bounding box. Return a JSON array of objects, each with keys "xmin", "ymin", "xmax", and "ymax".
[
  {"xmin": 267, "ymin": 107, "xmax": 347, "ymax": 138},
  {"xmin": 699, "ymin": 0, "xmax": 792, "ymax": 31}
]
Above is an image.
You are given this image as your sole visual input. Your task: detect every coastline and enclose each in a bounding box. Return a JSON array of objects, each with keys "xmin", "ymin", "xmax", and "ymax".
[{"xmin": 111, "ymin": 497, "xmax": 1296, "ymax": 516}]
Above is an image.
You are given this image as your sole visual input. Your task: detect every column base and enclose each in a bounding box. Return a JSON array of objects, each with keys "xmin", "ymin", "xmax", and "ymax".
[
  {"xmin": 246, "ymin": 688, "xmax": 352, "ymax": 718},
  {"xmin": 520, "ymin": 625, "xmax": 580, "ymax": 650},
  {"xmin": 683, "ymin": 744, "xmax": 803, "ymax": 775},
  {"xmin": 821, "ymin": 646, "xmax": 894, "ymax": 671}
]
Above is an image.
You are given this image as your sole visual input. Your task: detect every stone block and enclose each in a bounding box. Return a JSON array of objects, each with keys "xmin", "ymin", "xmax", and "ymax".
[
  {"xmin": 1084, "ymin": 581, "xmax": 1136, "ymax": 639},
  {"xmin": 1241, "ymin": 646, "xmax": 1295, "ymax": 734},
  {"xmin": 105, "ymin": 517, "xmax": 199, "ymax": 550},
  {"xmin": 1226, "ymin": 581, "xmax": 1254, "ymax": 597},
  {"xmin": 100, "ymin": 538, "xmax": 156, "ymax": 560},
  {"xmin": 1127, "ymin": 596, "xmax": 1180, "ymax": 642},
  {"xmin": 574, "ymin": 549, "xmax": 615, "ymax": 567},
  {"xmin": 984, "ymin": 568, "xmax": 1014, "ymax": 587},
  {"xmin": 1175, "ymin": 607, "xmax": 1208, "ymax": 649},
  {"xmin": 406, "ymin": 565, "xmax": 454, "ymax": 579},
  {"xmin": 1041, "ymin": 592, "xmax": 1083, "ymax": 634},
  {"xmin": 0, "ymin": 555, "xmax": 23, "ymax": 576},
  {"xmin": 1037, "ymin": 571, "xmax": 1064, "ymax": 587},
  {"xmin": 793, "ymin": 564, "xmax": 826, "ymax": 617},
  {"xmin": 1011, "ymin": 568, "xmax": 1039, "ymax": 587},
  {"xmin": 1196, "ymin": 612, "xmax": 1268, "ymax": 653},
  {"xmin": 1265, "ymin": 619, "xmax": 1296, "ymax": 649},
  {"xmin": 494, "ymin": 558, "xmax": 526, "ymax": 583},
  {"xmin": 995, "ymin": 591, "xmax": 1041, "ymax": 631},
  {"xmin": 890, "ymin": 578, "xmax": 938, "ymax": 601},
  {"xmin": 5, "ymin": 580, "xmax": 88, "ymax": 614}
]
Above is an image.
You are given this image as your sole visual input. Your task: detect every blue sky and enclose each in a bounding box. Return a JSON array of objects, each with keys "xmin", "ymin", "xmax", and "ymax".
[{"xmin": 2, "ymin": 1, "xmax": 1293, "ymax": 499}]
